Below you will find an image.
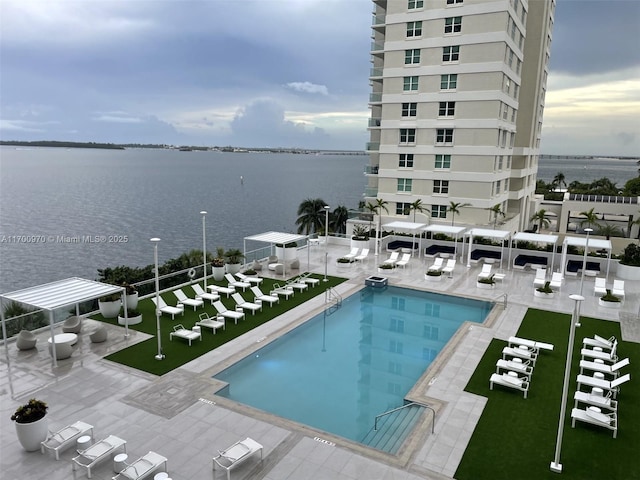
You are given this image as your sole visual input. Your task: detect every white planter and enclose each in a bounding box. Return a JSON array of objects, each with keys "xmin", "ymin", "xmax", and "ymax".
[
  {"xmin": 15, "ymin": 416, "xmax": 49, "ymax": 452},
  {"xmin": 118, "ymin": 314, "xmax": 142, "ymax": 326},
  {"xmin": 534, "ymin": 290, "xmax": 555, "ymax": 299},
  {"xmin": 476, "ymin": 282, "xmax": 495, "ymax": 290},
  {"xmin": 350, "ymin": 238, "xmax": 370, "ymax": 250},
  {"xmin": 226, "ymin": 263, "xmax": 241, "ymax": 274},
  {"xmin": 212, "ymin": 266, "xmax": 225, "ymax": 281},
  {"xmin": 424, "ymin": 274, "xmax": 443, "ymax": 281},
  {"xmin": 598, "ymin": 298, "xmax": 621, "ymax": 309},
  {"xmin": 123, "ymin": 292, "xmax": 139, "ymax": 310},
  {"xmin": 378, "ymin": 267, "xmax": 395, "ymax": 274},
  {"xmin": 615, "ymin": 263, "xmax": 640, "ymax": 281},
  {"xmin": 98, "ymin": 300, "xmax": 121, "ymax": 319},
  {"xmin": 336, "ymin": 261, "xmax": 353, "ymax": 269}
]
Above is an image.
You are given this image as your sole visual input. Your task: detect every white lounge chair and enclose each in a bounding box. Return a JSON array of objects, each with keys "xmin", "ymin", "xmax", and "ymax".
[
  {"xmin": 192, "ymin": 283, "xmax": 220, "ymax": 305},
  {"xmin": 581, "ymin": 348, "xmax": 617, "ymax": 363},
  {"xmin": 428, "ymin": 257, "xmax": 444, "ymax": 272},
  {"xmin": 196, "ymin": 312, "xmax": 225, "ymax": 333},
  {"xmin": 508, "ymin": 336, "xmax": 554, "ymax": 352},
  {"xmin": 72, "ymin": 435, "xmax": 127, "ymax": 478},
  {"xmin": 489, "ymin": 372, "xmax": 529, "ymax": 398},
  {"xmin": 495, "ymin": 359, "xmax": 533, "ymax": 379},
  {"xmin": 477, "ymin": 264, "xmax": 492, "ymax": 280},
  {"xmin": 594, "ymin": 277, "xmax": 607, "ymax": 296},
  {"xmin": 286, "ymin": 278, "xmax": 308, "ymax": 292},
  {"xmin": 251, "ymin": 286, "xmax": 278, "ymax": 306},
  {"xmin": 232, "ymin": 293, "xmax": 262, "ymax": 315},
  {"xmin": 225, "ymin": 273, "xmax": 250, "ymax": 292},
  {"xmin": 41, "ymin": 421, "xmax": 93, "ymax": 460},
  {"xmin": 173, "ymin": 288, "xmax": 204, "ymax": 310},
  {"xmin": 576, "ymin": 373, "xmax": 631, "ymax": 399},
  {"xmin": 395, "ymin": 253, "xmax": 411, "ymax": 269},
  {"xmin": 299, "ymin": 275, "xmax": 320, "ymax": 287},
  {"xmin": 383, "ymin": 251, "xmax": 399, "ymax": 265},
  {"xmin": 583, "ymin": 336, "xmax": 617, "ymax": 354},
  {"xmin": 571, "ymin": 407, "xmax": 617, "ymax": 438},
  {"xmin": 236, "ymin": 272, "xmax": 263, "ymax": 285},
  {"xmin": 579, "ymin": 358, "xmax": 630, "ymax": 378},
  {"xmin": 169, "ymin": 324, "xmax": 201, "ymax": 345},
  {"xmin": 208, "ymin": 284, "xmax": 236, "ymax": 298},
  {"xmin": 612, "ymin": 279, "xmax": 625, "ymax": 299},
  {"xmin": 213, "ymin": 437, "xmax": 263, "ymax": 480},
  {"xmin": 112, "ymin": 451, "xmax": 167, "ymax": 480},
  {"xmin": 573, "ymin": 390, "xmax": 617, "ymax": 410},
  {"xmin": 549, "ymin": 272, "xmax": 563, "ymax": 290},
  {"xmin": 533, "ymin": 268, "xmax": 547, "ymax": 287},
  {"xmin": 502, "ymin": 346, "xmax": 538, "ymax": 366},
  {"xmin": 343, "ymin": 247, "xmax": 359, "ymax": 260},
  {"xmin": 270, "ymin": 283, "xmax": 295, "ymax": 299},
  {"xmin": 151, "ymin": 297, "xmax": 184, "ymax": 320},
  {"xmin": 442, "ymin": 259, "xmax": 456, "ymax": 276},
  {"xmin": 213, "ymin": 301, "xmax": 245, "ymax": 324},
  {"xmin": 354, "ymin": 248, "xmax": 369, "ymax": 263}
]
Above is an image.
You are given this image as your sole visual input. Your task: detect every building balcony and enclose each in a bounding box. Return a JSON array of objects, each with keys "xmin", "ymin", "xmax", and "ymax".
[
  {"xmin": 369, "ymin": 67, "xmax": 383, "ymax": 78},
  {"xmin": 370, "ymin": 42, "xmax": 384, "ymax": 53},
  {"xmin": 364, "ymin": 187, "xmax": 379, "ymax": 197},
  {"xmin": 368, "ymin": 118, "xmax": 381, "ymax": 128},
  {"xmin": 365, "ymin": 142, "xmax": 380, "ymax": 152},
  {"xmin": 364, "ymin": 165, "xmax": 379, "ymax": 175},
  {"xmin": 369, "ymin": 93, "xmax": 382, "ymax": 103},
  {"xmin": 371, "ymin": 15, "xmax": 386, "ymax": 27}
]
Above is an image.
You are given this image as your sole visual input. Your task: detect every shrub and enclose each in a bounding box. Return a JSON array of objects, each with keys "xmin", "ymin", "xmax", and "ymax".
[
  {"xmin": 11, "ymin": 399, "xmax": 48, "ymax": 423},
  {"xmin": 337, "ymin": 257, "xmax": 354, "ymax": 264},
  {"xmin": 378, "ymin": 263, "xmax": 394, "ymax": 270},
  {"xmin": 351, "ymin": 224, "xmax": 369, "ymax": 240},
  {"xmin": 477, "ymin": 274, "xmax": 495, "ymax": 285},
  {"xmin": 426, "ymin": 270, "xmax": 442, "ymax": 276},
  {"xmin": 601, "ymin": 289, "xmax": 621, "ymax": 303},
  {"xmin": 620, "ymin": 243, "xmax": 640, "ymax": 267},
  {"xmin": 536, "ymin": 281, "xmax": 553, "ymax": 294}
]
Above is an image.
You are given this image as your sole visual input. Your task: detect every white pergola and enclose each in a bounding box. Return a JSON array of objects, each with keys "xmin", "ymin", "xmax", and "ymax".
[
  {"xmin": 423, "ymin": 225, "xmax": 467, "ymax": 259},
  {"xmin": 465, "ymin": 228, "xmax": 511, "ymax": 269},
  {"xmin": 382, "ymin": 221, "xmax": 427, "ymax": 258},
  {"xmin": 0, "ymin": 278, "xmax": 124, "ymax": 367},
  {"xmin": 243, "ymin": 231, "xmax": 309, "ymax": 278},
  {"xmin": 559, "ymin": 236, "xmax": 612, "ymax": 279},
  {"xmin": 509, "ymin": 232, "xmax": 559, "ymax": 272}
]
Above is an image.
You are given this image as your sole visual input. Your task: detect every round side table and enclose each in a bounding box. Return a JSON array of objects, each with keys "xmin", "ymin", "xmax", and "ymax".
[
  {"xmin": 113, "ymin": 453, "xmax": 128, "ymax": 473},
  {"xmin": 76, "ymin": 435, "xmax": 91, "ymax": 453}
]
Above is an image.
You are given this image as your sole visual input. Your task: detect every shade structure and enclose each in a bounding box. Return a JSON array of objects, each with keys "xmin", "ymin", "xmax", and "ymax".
[
  {"xmin": 243, "ymin": 231, "xmax": 309, "ymax": 278},
  {"xmin": 509, "ymin": 232, "xmax": 559, "ymax": 272},
  {"xmin": 559, "ymin": 236, "xmax": 612, "ymax": 279},
  {"xmin": 0, "ymin": 278, "xmax": 124, "ymax": 367},
  {"xmin": 423, "ymin": 225, "xmax": 467, "ymax": 259},
  {"xmin": 465, "ymin": 228, "xmax": 511, "ymax": 268},
  {"xmin": 382, "ymin": 221, "xmax": 427, "ymax": 258}
]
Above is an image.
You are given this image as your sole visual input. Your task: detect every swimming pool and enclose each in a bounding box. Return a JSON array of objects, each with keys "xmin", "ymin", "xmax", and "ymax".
[{"xmin": 214, "ymin": 286, "xmax": 492, "ymax": 450}]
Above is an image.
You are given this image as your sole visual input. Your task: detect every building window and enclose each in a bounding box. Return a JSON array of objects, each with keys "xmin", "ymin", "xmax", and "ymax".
[
  {"xmin": 403, "ymin": 76, "xmax": 419, "ymax": 91},
  {"xmin": 399, "ymin": 153, "xmax": 414, "ymax": 168},
  {"xmin": 507, "ymin": 48, "xmax": 514, "ymax": 68},
  {"xmin": 435, "ymin": 154, "xmax": 451, "ymax": 169},
  {"xmin": 510, "ymin": 131, "xmax": 515, "ymax": 148},
  {"xmin": 439, "ymin": 101, "xmax": 455, "ymax": 117},
  {"xmin": 501, "ymin": 130, "xmax": 508, "ymax": 148},
  {"xmin": 432, "ymin": 205, "xmax": 447, "ymax": 218},
  {"xmin": 436, "ymin": 128, "xmax": 454, "ymax": 145},
  {"xmin": 433, "ymin": 180, "xmax": 449, "ymax": 195},
  {"xmin": 408, "ymin": 0, "xmax": 423, "ymax": 9},
  {"xmin": 504, "ymin": 75, "xmax": 512, "ymax": 94},
  {"xmin": 440, "ymin": 74, "xmax": 457, "ymax": 90},
  {"xmin": 397, "ymin": 178, "xmax": 413, "ymax": 193},
  {"xmin": 444, "ymin": 16, "xmax": 462, "ymax": 34},
  {"xmin": 502, "ymin": 103, "xmax": 509, "ymax": 120},
  {"xmin": 407, "ymin": 21, "xmax": 422, "ymax": 37},
  {"xmin": 399, "ymin": 128, "xmax": 416, "ymax": 144},
  {"xmin": 446, "ymin": 0, "xmax": 463, "ymax": 4},
  {"xmin": 405, "ymin": 49, "xmax": 421, "ymax": 65},
  {"xmin": 396, "ymin": 202, "xmax": 412, "ymax": 215},
  {"xmin": 497, "ymin": 155, "xmax": 503, "ymax": 170},
  {"xmin": 442, "ymin": 46, "xmax": 460, "ymax": 62},
  {"xmin": 496, "ymin": 180, "xmax": 501, "ymax": 195},
  {"xmin": 402, "ymin": 102, "xmax": 417, "ymax": 117},
  {"xmin": 514, "ymin": 84, "xmax": 520, "ymax": 100}
]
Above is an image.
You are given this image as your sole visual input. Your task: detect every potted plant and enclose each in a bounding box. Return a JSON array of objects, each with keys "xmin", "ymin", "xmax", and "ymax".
[
  {"xmin": 212, "ymin": 247, "xmax": 226, "ymax": 281},
  {"xmin": 98, "ymin": 293, "xmax": 121, "ymax": 318},
  {"xmin": 616, "ymin": 243, "xmax": 640, "ymax": 280},
  {"xmin": 224, "ymin": 248, "xmax": 245, "ymax": 274},
  {"xmin": 11, "ymin": 398, "xmax": 48, "ymax": 451},
  {"xmin": 598, "ymin": 289, "xmax": 621, "ymax": 308},
  {"xmin": 122, "ymin": 283, "xmax": 139, "ymax": 310},
  {"xmin": 378, "ymin": 263, "xmax": 395, "ymax": 273},
  {"xmin": 425, "ymin": 270, "xmax": 443, "ymax": 281},
  {"xmin": 534, "ymin": 281, "xmax": 554, "ymax": 298},
  {"xmin": 336, "ymin": 257, "xmax": 354, "ymax": 268},
  {"xmin": 350, "ymin": 224, "xmax": 370, "ymax": 250},
  {"xmin": 476, "ymin": 275, "xmax": 496, "ymax": 289},
  {"xmin": 118, "ymin": 308, "xmax": 142, "ymax": 326}
]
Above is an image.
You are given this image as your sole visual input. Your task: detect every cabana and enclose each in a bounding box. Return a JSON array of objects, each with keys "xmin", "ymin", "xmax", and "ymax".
[
  {"xmin": 423, "ymin": 225, "xmax": 467, "ymax": 259},
  {"xmin": 381, "ymin": 221, "xmax": 427, "ymax": 258},
  {"xmin": 243, "ymin": 231, "xmax": 309, "ymax": 278},
  {"xmin": 0, "ymin": 278, "xmax": 124, "ymax": 367},
  {"xmin": 465, "ymin": 228, "xmax": 511, "ymax": 269},
  {"xmin": 559, "ymin": 236, "xmax": 612, "ymax": 279},
  {"xmin": 508, "ymin": 232, "xmax": 559, "ymax": 272}
]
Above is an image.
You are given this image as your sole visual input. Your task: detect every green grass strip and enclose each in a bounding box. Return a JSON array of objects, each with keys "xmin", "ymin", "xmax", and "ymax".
[
  {"xmin": 101, "ymin": 274, "xmax": 346, "ymax": 376},
  {"xmin": 457, "ymin": 309, "xmax": 640, "ymax": 480}
]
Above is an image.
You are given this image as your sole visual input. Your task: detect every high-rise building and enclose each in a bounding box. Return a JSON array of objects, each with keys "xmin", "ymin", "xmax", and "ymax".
[{"xmin": 365, "ymin": 0, "xmax": 555, "ymax": 231}]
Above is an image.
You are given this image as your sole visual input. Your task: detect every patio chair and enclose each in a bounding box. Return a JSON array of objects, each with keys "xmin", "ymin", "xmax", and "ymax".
[
  {"xmin": 533, "ymin": 268, "xmax": 547, "ymax": 287},
  {"xmin": 41, "ymin": 420, "xmax": 93, "ymax": 460},
  {"xmin": 213, "ymin": 437, "xmax": 263, "ymax": 480},
  {"xmin": 169, "ymin": 324, "xmax": 201, "ymax": 346},
  {"xmin": 354, "ymin": 248, "xmax": 369, "ymax": 263},
  {"xmin": 16, "ymin": 329, "xmax": 37, "ymax": 350},
  {"xmin": 343, "ymin": 247, "xmax": 360, "ymax": 260},
  {"xmin": 213, "ymin": 301, "xmax": 245, "ymax": 324},
  {"xmin": 72, "ymin": 435, "xmax": 126, "ymax": 478},
  {"xmin": 299, "ymin": 273, "xmax": 320, "ymax": 287},
  {"xmin": 495, "ymin": 359, "xmax": 533, "ymax": 379},
  {"xmin": 442, "ymin": 259, "xmax": 456, "ymax": 276},
  {"xmin": 151, "ymin": 296, "xmax": 184, "ymax": 320},
  {"xmin": 593, "ymin": 277, "xmax": 607, "ymax": 296},
  {"xmin": 232, "ymin": 293, "xmax": 262, "ymax": 315},
  {"xmin": 251, "ymin": 286, "xmax": 279, "ymax": 306},
  {"xmin": 286, "ymin": 278, "xmax": 309, "ymax": 292},
  {"xmin": 549, "ymin": 272, "xmax": 563, "ymax": 290},
  {"xmin": 382, "ymin": 251, "xmax": 400, "ymax": 266},
  {"xmin": 225, "ymin": 273, "xmax": 250, "ymax": 292},
  {"xmin": 579, "ymin": 358, "xmax": 630, "ymax": 378},
  {"xmin": 477, "ymin": 264, "xmax": 492, "ymax": 280},
  {"xmin": 428, "ymin": 257, "xmax": 444, "ymax": 272},
  {"xmin": 112, "ymin": 451, "xmax": 167, "ymax": 480},
  {"xmin": 489, "ymin": 372, "xmax": 529, "ymax": 398},
  {"xmin": 236, "ymin": 272, "xmax": 263, "ymax": 285},
  {"xmin": 502, "ymin": 346, "xmax": 538, "ymax": 366},
  {"xmin": 270, "ymin": 283, "xmax": 295, "ymax": 299},
  {"xmin": 571, "ymin": 407, "xmax": 617, "ymax": 438},
  {"xmin": 576, "ymin": 373, "xmax": 630, "ymax": 399},
  {"xmin": 583, "ymin": 335, "xmax": 617, "ymax": 352},
  {"xmin": 580, "ymin": 348, "xmax": 617, "ymax": 363},
  {"xmin": 612, "ymin": 279, "xmax": 625, "ymax": 299},
  {"xmin": 89, "ymin": 325, "xmax": 108, "ymax": 343},
  {"xmin": 208, "ymin": 284, "xmax": 236, "ymax": 298},
  {"xmin": 48, "ymin": 342, "xmax": 73, "ymax": 360},
  {"xmin": 196, "ymin": 312, "xmax": 225, "ymax": 333},
  {"xmin": 62, "ymin": 316, "xmax": 82, "ymax": 333},
  {"xmin": 192, "ymin": 283, "xmax": 220, "ymax": 305},
  {"xmin": 395, "ymin": 253, "xmax": 411, "ymax": 269},
  {"xmin": 173, "ymin": 288, "xmax": 204, "ymax": 310}
]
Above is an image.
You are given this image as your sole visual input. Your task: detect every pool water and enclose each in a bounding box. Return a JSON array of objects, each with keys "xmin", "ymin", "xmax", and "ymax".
[{"xmin": 214, "ymin": 286, "xmax": 492, "ymax": 447}]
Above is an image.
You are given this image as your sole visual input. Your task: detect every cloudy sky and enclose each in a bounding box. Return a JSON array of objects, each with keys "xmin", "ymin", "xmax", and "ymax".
[{"xmin": 1, "ymin": 0, "xmax": 638, "ymax": 156}]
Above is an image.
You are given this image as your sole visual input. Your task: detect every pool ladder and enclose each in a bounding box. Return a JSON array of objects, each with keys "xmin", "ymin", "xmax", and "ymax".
[
  {"xmin": 325, "ymin": 287, "xmax": 343, "ymax": 314},
  {"xmin": 374, "ymin": 402, "xmax": 435, "ymax": 434}
]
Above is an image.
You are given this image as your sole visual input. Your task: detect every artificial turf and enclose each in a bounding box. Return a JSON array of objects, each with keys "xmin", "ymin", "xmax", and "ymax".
[
  {"xmin": 99, "ymin": 274, "xmax": 346, "ymax": 376},
  {"xmin": 456, "ymin": 308, "xmax": 640, "ymax": 480}
]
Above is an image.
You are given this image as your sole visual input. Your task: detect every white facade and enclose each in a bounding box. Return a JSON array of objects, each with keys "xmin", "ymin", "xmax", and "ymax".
[{"xmin": 365, "ymin": 0, "xmax": 555, "ymax": 230}]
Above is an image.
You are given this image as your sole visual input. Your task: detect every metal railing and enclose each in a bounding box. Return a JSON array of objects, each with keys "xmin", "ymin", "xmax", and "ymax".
[
  {"xmin": 374, "ymin": 402, "xmax": 435, "ymax": 434},
  {"xmin": 495, "ymin": 292, "xmax": 508, "ymax": 308},
  {"xmin": 325, "ymin": 287, "xmax": 343, "ymax": 312}
]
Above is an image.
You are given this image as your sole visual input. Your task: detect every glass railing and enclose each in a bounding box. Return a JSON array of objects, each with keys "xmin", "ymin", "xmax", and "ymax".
[
  {"xmin": 364, "ymin": 165, "xmax": 380, "ymax": 174},
  {"xmin": 372, "ymin": 15, "xmax": 386, "ymax": 26},
  {"xmin": 369, "ymin": 93, "xmax": 382, "ymax": 103},
  {"xmin": 370, "ymin": 42, "xmax": 384, "ymax": 52},
  {"xmin": 364, "ymin": 187, "xmax": 379, "ymax": 197},
  {"xmin": 369, "ymin": 67, "xmax": 383, "ymax": 77},
  {"xmin": 368, "ymin": 118, "xmax": 381, "ymax": 127},
  {"xmin": 366, "ymin": 142, "xmax": 380, "ymax": 151}
]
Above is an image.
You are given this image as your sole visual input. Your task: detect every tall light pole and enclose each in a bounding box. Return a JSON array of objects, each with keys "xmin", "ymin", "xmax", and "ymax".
[
  {"xmin": 579, "ymin": 228, "xmax": 593, "ymax": 296},
  {"xmin": 201, "ymin": 211, "xmax": 207, "ymax": 291},
  {"xmin": 550, "ymin": 293, "xmax": 584, "ymax": 473},
  {"xmin": 324, "ymin": 205, "xmax": 330, "ymax": 282},
  {"xmin": 151, "ymin": 238, "xmax": 164, "ymax": 361}
]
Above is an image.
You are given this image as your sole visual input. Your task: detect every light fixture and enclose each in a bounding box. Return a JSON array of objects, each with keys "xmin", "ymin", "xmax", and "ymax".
[{"xmin": 151, "ymin": 237, "xmax": 164, "ymax": 360}]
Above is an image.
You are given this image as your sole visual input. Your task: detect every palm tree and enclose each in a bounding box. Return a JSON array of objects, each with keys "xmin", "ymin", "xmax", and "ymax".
[
  {"xmin": 578, "ymin": 207, "xmax": 600, "ymax": 231},
  {"xmin": 596, "ymin": 223, "xmax": 622, "ymax": 240},
  {"xmin": 330, "ymin": 205, "xmax": 349, "ymax": 235},
  {"xmin": 448, "ymin": 201, "xmax": 471, "ymax": 226},
  {"xmin": 366, "ymin": 199, "xmax": 389, "ymax": 254},
  {"xmin": 529, "ymin": 209, "xmax": 550, "ymax": 232},
  {"xmin": 407, "ymin": 199, "xmax": 429, "ymax": 222},
  {"xmin": 295, "ymin": 198, "xmax": 328, "ymax": 235},
  {"xmin": 487, "ymin": 204, "xmax": 505, "ymax": 229},
  {"xmin": 552, "ymin": 172, "xmax": 567, "ymax": 191}
]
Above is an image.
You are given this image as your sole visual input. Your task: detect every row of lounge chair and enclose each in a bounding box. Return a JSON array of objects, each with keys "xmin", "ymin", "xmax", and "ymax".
[
  {"xmin": 571, "ymin": 335, "xmax": 632, "ymax": 438},
  {"xmin": 594, "ymin": 278, "xmax": 625, "ymax": 298},
  {"xmin": 532, "ymin": 269, "xmax": 563, "ymax": 290},
  {"xmin": 383, "ymin": 251, "xmax": 411, "ymax": 268},
  {"xmin": 343, "ymin": 247, "xmax": 369, "ymax": 262},
  {"xmin": 427, "ymin": 257, "xmax": 456, "ymax": 275}
]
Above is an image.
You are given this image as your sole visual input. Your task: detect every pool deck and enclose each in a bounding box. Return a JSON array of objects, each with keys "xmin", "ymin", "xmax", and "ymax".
[{"xmin": 2, "ymin": 244, "xmax": 640, "ymax": 480}]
